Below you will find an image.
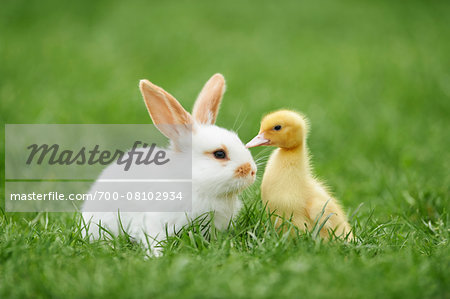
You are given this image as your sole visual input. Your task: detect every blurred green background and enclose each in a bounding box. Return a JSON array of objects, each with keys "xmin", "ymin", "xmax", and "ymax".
[{"xmin": 1, "ymin": 0, "xmax": 449, "ymax": 298}]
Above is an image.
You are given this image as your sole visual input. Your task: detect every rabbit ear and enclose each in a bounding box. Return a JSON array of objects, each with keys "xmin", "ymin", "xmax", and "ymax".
[
  {"xmin": 139, "ymin": 79, "xmax": 193, "ymax": 141},
  {"xmin": 192, "ymin": 73, "xmax": 226, "ymax": 125}
]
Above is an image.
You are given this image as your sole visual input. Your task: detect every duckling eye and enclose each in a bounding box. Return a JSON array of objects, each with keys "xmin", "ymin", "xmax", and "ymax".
[
  {"xmin": 273, "ymin": 125, "xmax": 282, "ymax": 131},
  {"xmin": 213, "ymin": 150, "xmax": 227, "ymax": 159}
]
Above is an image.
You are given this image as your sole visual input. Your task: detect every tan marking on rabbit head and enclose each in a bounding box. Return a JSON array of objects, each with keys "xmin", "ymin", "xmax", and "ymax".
[
  {"xmin": 234, "ymin": 162, "xmax": 255, "ymax": 178},
  {"xmin": 204, "ymin": 145, "xmax": 230, "ymax": 164}
]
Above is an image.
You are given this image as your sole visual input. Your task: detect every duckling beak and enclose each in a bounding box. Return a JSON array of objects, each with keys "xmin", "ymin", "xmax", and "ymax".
[{"xmin": 246, "ymin": 133, "xmax": 270, "ymax": 148}]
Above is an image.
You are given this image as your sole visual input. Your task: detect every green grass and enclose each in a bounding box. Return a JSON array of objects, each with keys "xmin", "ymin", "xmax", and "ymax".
[{"xmin": 1, "ymin": 0, "xmax": 449, "ymax": 298}]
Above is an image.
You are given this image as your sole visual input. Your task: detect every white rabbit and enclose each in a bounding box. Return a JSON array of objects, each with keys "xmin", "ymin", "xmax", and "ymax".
[{"xmin": 82, "ymin": 74, "xmax": 256, "ymax": 255}]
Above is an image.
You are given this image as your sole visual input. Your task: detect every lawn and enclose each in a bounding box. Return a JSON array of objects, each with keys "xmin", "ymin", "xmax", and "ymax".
[{"xmin": 1, "ymin": 0, "xmax": 449, "ymax": 298}]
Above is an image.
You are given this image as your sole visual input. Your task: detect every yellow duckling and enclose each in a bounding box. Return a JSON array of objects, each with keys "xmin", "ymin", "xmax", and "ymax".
[{"xmin": 246, "ymin": 110, "xmax": 352, "ymax": 239}]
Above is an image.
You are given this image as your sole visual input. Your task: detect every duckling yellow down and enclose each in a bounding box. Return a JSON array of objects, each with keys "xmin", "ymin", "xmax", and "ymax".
[{"xmin": 247, "ymin": 110, "xmax": 352, "ymax": 239}]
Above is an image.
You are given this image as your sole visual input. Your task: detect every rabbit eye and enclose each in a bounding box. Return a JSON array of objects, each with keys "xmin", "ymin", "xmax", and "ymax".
[
  {"xmin": 274, "ymin": 125, "xmax": 282, "ymax": 131},
  {"xmin": 213, "ymin": 150, "xmax": 227, "ymax": 159}
]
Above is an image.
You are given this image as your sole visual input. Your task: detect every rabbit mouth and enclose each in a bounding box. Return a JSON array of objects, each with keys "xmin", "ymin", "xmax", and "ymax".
[
  {"xmin": 230, "ymin": 177, "xmax": 255, "ymax": 193},
  {"xmin": 214, "ymin": 181, "xmax": 251, "ymax": 197}
]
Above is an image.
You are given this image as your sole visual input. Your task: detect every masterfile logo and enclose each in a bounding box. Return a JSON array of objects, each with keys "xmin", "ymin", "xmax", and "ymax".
[
  {"xmin": 26, "ymin": 141, "xmax": 170, "ymax": 171},
  {"xmin": 5, "ymin": 124, "xmax": 192, "ymax": 212}
]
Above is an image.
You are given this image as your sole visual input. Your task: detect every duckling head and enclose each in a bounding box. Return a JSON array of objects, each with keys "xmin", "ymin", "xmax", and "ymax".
[{"xmin": 246, "ymin": 110, "xmax": 308, "ymax": 149}]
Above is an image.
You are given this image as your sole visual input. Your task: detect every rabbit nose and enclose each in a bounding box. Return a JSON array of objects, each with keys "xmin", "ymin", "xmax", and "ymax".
[{"xmin": 234, "ymin": 162, "xmax": 253, "ymax": 178}]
